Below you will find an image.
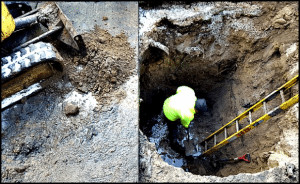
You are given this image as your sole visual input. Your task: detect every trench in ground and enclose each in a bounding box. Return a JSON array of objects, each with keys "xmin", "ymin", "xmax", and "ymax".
[{"xmin": 139, "ymin": 42, "xmax": 294, "ymax": 176}]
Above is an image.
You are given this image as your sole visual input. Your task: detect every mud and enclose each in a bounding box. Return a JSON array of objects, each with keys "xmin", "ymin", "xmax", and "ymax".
[{"xmin": 139, "ymin": 1, "xmax": 298, "ymax": 179}]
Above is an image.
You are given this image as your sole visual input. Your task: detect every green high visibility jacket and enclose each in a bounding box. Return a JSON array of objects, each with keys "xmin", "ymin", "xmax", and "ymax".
[{"xmin": 163, "ymin": 86, "xmax": 197, "ymax": 128}]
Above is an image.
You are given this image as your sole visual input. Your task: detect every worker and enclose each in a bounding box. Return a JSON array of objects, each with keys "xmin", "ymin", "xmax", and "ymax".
[{"xmin": 161, "ymin": 86, "xmax": 208, "ymax": 153}]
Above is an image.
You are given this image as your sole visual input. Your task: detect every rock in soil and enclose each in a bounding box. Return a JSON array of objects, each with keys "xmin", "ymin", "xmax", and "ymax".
[{"xmin": 64, "ymin": 102, "xmax": 79, "ymax": 115}]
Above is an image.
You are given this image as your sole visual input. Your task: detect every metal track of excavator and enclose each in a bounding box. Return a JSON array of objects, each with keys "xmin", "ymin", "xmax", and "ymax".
[{"xmin": 1, "ymin": 42, "xmax": 63, "ymax": 110}]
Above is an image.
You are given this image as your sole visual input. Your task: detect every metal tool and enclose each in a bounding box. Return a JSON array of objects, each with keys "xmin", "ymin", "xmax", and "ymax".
[{"xmin": 218, "ymin": 153, "xmax": 251, "ymax": 163}]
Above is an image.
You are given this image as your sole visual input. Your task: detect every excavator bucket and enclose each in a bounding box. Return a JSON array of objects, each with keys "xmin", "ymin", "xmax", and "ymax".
[{"xmin": 50, "ymin": 2, "xmax": 82, "ymax": 51}]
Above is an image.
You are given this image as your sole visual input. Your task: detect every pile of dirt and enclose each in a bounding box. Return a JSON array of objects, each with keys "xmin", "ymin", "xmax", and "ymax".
[
  {"xmin": 47, "ymin": 25, "xmax": 136, "ymax": 110},
  {"xmin": 38, "ymin": 2, "xmax": 136, "ymax": 109},
  {"xmin": 72, "ymin": 26, "xmax": 136, "ymax": 105}
]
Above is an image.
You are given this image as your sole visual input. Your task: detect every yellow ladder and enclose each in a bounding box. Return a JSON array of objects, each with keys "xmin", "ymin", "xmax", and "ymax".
[{"xmin": 200, "ymin": 75, "xmax": 299, "ymax": 156}]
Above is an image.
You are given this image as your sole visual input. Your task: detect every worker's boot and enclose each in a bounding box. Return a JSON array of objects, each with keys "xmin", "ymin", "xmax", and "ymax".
[{"xmin": 167, "ymin": 121, "xmax": 185, "ymax": 155}]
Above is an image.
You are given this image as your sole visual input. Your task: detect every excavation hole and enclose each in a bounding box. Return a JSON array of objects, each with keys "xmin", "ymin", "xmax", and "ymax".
[
  {"xmin": 140, "ymin": 43, "xmax": 240, "ymax": 176},
  {"xmin": 139, "ymin": 44, "xmax": 295, "ymax": 177},
  {"xmin": 139, "ymin": 0, "xmax": 298, "ymax": 180}
]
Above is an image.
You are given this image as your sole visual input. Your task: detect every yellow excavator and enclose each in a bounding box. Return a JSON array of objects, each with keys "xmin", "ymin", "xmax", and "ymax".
[
  {"xmin": 1, "ymin": 1, "xmax": 15, "ymax": 42},
  {"xmin": 1, "ymin": 1, "xmax": 83, "ymax": 110}
]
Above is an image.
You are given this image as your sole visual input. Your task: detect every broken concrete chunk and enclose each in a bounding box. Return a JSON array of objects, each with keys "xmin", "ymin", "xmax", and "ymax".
[
  {"xmin": 274, "ymin": 18, "xmax": 287, "ymax": 25},
  {"xmin": 285, "ymin": 162, "xmax": 295, "ymax": 177},
  {"xmin": 78, "ymin": 85, "xmax": 88, "ymax": 93},
  {"xmin": 149, "ymin": 39, "xmax": 169, "ymax": 55},
  {"xmin": 64, "ymin": 102, "xmax": 79, "ymax": 115}
]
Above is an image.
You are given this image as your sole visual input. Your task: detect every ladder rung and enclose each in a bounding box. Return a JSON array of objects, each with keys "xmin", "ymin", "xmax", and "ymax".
[
  {"xmin": 263, "ymin": 101, "xmax": 268, "ymax": 114},
  {"xmin": 205, "ymin": 141, "xmax": 207, "ymax": 151},
  {"xmin": 224, "ymin": 128, "xmax": 227, "ymax": 139},
  {"xmin": 236, "ymin": 120, "xmax": 239, "ymax": 132},
  {"xmin": 249, "ymin": 111, "xmax": 252, "ymax": 124},
  {"xmin": 280, "ymin": 89, "xmax": 285, "ymax": 103},
  {"xmin": 214, "ymin": 135, "xmax": 216, "ymax": 146}
]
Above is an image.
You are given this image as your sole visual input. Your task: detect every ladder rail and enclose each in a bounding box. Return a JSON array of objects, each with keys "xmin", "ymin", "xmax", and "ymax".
[
  {"xmin": 201, "ymin": 75, "xmax": 298, "ymax": 143},
  {"xmin": 201, "ymin": 94, "xmax": 299, "ymax": 156}
]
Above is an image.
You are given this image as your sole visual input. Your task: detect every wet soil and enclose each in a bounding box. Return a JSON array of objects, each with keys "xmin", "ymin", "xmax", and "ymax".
[{"xmin": 139, "ymin": 1, "xmax": 298, "ymax": 177}]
